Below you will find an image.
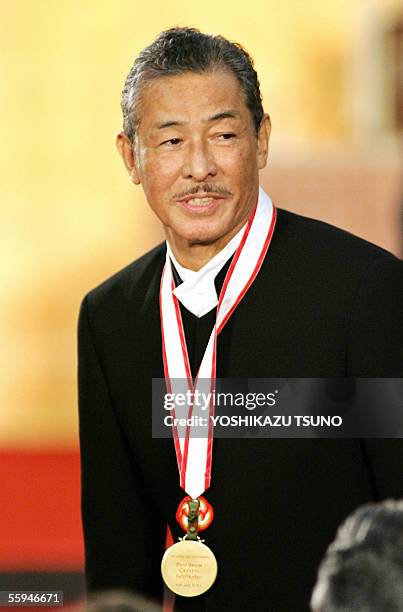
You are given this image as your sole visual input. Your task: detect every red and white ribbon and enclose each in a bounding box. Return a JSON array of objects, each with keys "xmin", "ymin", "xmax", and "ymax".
[{"xmin": 160, "ymin": 187, "xmax": 276, "ymax": 499}]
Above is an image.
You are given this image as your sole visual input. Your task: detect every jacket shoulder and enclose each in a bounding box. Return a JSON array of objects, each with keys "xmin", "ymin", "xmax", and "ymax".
[
  {"xmin": 82, "ymin": 242, "xmax": 166, "ymax": 313},
  {"xmin": 275, "ymin": 207, "xmax": 399, "ymax": 268}
]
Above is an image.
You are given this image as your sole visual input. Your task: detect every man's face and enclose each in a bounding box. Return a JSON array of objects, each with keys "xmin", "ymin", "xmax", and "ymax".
[{"xmin": 117, "ymin": 69, "xmax": 270, "ymax": 251}]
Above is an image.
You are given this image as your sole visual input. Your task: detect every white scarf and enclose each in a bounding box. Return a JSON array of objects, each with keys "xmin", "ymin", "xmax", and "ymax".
[{"xmin": 166, "ymin": 225, "xmax": 245, "ymax": 318}]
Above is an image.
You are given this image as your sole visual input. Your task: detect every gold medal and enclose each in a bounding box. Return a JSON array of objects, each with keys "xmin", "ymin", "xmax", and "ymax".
[{"xmin": 161, "ymin": 538, "xmax": 218, "ymax": 597}]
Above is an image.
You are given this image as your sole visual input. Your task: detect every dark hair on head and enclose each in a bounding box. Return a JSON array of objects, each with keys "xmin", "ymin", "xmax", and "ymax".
[
  {"xmin": 121, "ymin": 27, "xmax": 264, "ymax": 141},
  {"xmin": 311, "ymin": 500, "xmax": 403, "ymax": 612}
]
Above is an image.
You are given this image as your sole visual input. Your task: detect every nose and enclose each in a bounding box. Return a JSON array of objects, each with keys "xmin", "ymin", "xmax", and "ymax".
[{"xmin": 181, "ymin": 140, "xmax": 217, "ymax": 181}]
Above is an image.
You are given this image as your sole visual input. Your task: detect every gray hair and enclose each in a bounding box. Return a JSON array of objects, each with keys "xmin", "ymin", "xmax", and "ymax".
[
  {"xmin": 121, "ymin": 27, "xmax": 264, "ymax": 142},
  {"xmin": 311, "ymin": 499, "xmax": 403, "ymax": 612}
]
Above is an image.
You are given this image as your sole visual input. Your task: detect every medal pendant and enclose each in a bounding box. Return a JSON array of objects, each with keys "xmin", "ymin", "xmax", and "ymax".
[{"xmin": 161, "ymin": 538, "xmax": 218, "ymax": 597}]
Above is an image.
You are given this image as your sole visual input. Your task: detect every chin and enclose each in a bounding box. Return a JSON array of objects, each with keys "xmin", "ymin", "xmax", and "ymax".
[{"xmin": 176, "ymin": 223, "xmax": 230, "ymax": 246}]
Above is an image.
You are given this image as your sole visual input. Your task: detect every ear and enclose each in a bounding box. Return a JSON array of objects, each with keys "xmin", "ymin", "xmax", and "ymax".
[
  {"xmin": 257, "ymin": 114, "xmax": 271, "ymax": 170},
  {"xmin": 116, "ymin": 132, "xmax": 141, "ymax": 185}
]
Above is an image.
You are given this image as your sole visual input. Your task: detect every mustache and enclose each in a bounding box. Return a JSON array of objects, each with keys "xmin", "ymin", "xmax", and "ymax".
[{"xmin": 173, "ymin": 184, "xmax": 233, "ymax": 200}]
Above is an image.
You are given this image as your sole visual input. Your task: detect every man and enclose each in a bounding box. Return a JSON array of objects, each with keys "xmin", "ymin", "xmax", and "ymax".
[
  {"xmin": 311, "ymin": 500, "xmax": 403, "ymax": 611},
  {"xmin": 78, "ymin": 27, "xmax": 403, "ymax": 611}
]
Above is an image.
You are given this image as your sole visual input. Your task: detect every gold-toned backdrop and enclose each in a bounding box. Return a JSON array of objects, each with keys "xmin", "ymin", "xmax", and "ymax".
[{"xmin": 1, "ymin": 0, "xmax": 401, "ymax": 447}]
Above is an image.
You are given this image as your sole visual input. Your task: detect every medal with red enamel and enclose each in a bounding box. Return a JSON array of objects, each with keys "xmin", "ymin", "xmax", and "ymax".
[{"xmin": 176, "ymin": 495, "xmax": 214, "ymax": 533}]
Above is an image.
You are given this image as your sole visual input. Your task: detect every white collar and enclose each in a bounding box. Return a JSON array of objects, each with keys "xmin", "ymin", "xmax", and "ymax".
[{"xmin": 166, "ymin": 224, "xmax": 246, "ymax": 318}]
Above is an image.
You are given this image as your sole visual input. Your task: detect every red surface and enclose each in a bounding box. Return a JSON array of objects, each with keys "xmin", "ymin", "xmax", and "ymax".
[{"xmin": 0, "ymin": 450, "xmax": 84, "ymax": 571}]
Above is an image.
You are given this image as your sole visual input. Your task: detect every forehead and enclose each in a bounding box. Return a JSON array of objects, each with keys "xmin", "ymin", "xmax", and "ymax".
[{"xmin": 137, "ymin": 69, "xmax": 251, "ymax": 130}]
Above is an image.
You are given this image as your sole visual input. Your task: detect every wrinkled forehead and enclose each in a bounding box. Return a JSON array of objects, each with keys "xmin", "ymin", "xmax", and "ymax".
[{"xmin": 134, "ymin": 68, "xmax": 253, "ymax": 133}]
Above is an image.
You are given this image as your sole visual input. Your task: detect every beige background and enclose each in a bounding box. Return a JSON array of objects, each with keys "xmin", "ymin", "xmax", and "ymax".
[{"xmin": 0, "ymin": 0, "xmax": 401, "ymax": 448}]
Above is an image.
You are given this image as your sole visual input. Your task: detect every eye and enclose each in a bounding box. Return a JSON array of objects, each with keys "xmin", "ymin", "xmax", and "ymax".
[
  {"xmin": 161, "ymin": 138, "xmax": 182, "ymax": 146},
  {"xmin": 217, "ymin": 133, "xmax": 236, "ymax": 140}
]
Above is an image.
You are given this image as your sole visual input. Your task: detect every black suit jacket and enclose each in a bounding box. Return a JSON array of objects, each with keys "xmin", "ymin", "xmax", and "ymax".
[{"xmin": 78, "ymin": 208, "xmax": 403, "ymax": 611}]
